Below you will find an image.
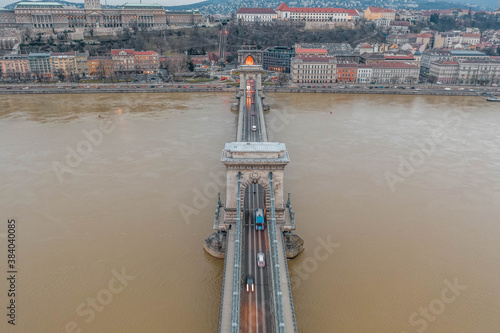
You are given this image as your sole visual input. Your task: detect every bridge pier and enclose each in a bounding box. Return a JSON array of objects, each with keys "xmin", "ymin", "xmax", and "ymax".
[{"xmin": 204, "ymin": 230, "xmax": 226, "ymax": 258}]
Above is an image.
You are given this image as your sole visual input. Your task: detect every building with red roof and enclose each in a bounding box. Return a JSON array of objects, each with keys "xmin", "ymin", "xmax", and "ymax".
[
  {"xmin": 275, "ymin": 2, "xmax": 358, "ymax": 22},
  {"xmin": 236, "ymin": 8, "xmax": 277, "ymax": 22},
  {"xmin": 111, "ymin": 49, "xmax": 159, "ymax": 75},
  {"xmin": 429, "ymin": 60, "xmax": 459, "ymax": 84},
  {"xmin": 295, "ymin": 49, "xmax": 328, "ymax": 55},
  {"xmin": 134, "ymin": 51, "xmax": 159, "ymax": 74},
  {"xmin": 336, "ymin": 62, "xmax": 358, "ymax": 83}
]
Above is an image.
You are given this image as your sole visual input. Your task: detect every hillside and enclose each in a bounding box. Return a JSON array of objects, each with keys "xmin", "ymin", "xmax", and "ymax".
[{"xmin": 2, "ymin": 0, "xmax": 495, "ymax": 13}]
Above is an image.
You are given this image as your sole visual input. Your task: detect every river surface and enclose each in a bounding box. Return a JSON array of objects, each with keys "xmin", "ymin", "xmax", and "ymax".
[{"xmin": 0, "ymin": 92, "xmax": 499, "ymax": 333}]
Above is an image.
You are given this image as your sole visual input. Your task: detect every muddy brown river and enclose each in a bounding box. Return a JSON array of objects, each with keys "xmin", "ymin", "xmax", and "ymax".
[{"xmin": 0, "ymin": 92, "xmax": 499, "ymax": 333}]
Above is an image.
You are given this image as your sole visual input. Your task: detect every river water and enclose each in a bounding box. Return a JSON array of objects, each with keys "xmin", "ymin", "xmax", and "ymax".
[{"xmin": 0, "ymin": 92, "xmax": 499, "ymax": 333}]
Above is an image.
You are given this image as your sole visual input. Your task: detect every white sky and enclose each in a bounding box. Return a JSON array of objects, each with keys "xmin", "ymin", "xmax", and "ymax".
[{"xmin": 0, "ymin": 0, "xmax": 202, "ymax": 8}]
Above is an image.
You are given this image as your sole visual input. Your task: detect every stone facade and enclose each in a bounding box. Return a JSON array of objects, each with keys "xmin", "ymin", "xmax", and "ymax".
[
  {"xmin": 235, "ymin": 8, "xmax": 277, "ymax": 22},
  {"xmin": 0, "ymin": 54, "xmax": 30, "ymax": 79},
  {"xmin": 237, "ymin": 50, "xmax": 263, "ymax": 66},
  {"xmin": 0, "ymin": 1, "xmax": 201, "ymax": 29},
  {"xmin": 429, "ymin": 60, "xmax": 459, "ymax": 84},
  {"xmin": 291, "ymin": 55, "xmax": 337, "ymax": 84},
  {"xmin": 222, "ymin": 142, "xmax": 289, "ymax": 224},
  {"xmin": 275, "ymin": 2, "xmax": 357, "ymax": 22}
]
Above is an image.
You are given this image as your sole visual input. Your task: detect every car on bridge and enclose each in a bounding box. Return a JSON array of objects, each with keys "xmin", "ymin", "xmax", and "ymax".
[
  {"xmin": 252, "ymin": 125, "xmax": 257, "ymax": 132},
  {"xmin": 255, "ymin": 208, "xmax": 265, "ymax": 230},
  {"xmin": 257, "ymin": 253, "xmax": 265, "ymax": 268},
  {"xmin": 246, "ymin": 275, "xmax": 255, "ymax": 292}
]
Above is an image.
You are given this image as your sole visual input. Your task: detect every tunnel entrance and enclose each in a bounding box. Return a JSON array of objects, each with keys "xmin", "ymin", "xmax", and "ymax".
[{"xmin": 244, "ymin": 56, "xmax": 254, "ymax": 65}]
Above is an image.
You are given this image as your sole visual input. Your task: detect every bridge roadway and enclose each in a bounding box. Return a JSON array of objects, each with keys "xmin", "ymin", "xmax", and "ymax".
[
  {"xmin": 240, "ymin": 183, "xmax": 272, "ymax": 333},
  {"xmin": 219, "ymin": 77, "xmax": 297, "ymax": 333},
  {"xmin": 241, "ymin": 81, "xmax": 273, "ymax": 332}
]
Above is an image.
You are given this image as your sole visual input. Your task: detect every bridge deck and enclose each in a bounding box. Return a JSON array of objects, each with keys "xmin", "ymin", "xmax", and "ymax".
[{"xmin": 219, "ymin": 68, "xmax": 297, "ymax": 332}]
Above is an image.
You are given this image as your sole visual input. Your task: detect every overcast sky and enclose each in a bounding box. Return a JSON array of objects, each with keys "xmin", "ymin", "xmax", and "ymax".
[{"xmin": 0, "ymin": 0, "xmax": 203, "ymax": 8}]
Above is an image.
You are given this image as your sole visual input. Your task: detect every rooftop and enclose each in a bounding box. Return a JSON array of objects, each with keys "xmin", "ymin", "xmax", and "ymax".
[
  {"xmin": 15, "ymin": 1, "xmax": 64, "ymax": 8},
  {"xmin": 111, "ymin": 49, "xmax": 134, "ymax": 55},
  {"xmin": 222, "ymin": 142, "xmax": 290, "ymax": 165},
  {"xmin": 275, "ymin": 2, "xmax": 350, "ymax": 13},
  {"xmin": 134, "ymin": 51, "xmax": 158, "ymax": 56},
  {"xmin": 369, "ymin": 62, "xmax": 418, "ymax": 68},
  {"xmin": 337, "ymin": 62, "xmax": 358, "ymax": 67},
  {"xmin": 367, "ymin": 6, "xmax": 395, "ymax": 13},
  {"xmin": 433, "ymin": 60, "xmax": 459, "ymax": 65},
  {"xmin": 293, "ymin": 55, "xmax": 336, "ymax": 62},
  {"xmin": 385, "ymin": 55, "xmax": 415, "ymax": 60},
  {"xmin": 450, "ymin": 50, "xmax": 487, "ymax": 56},
  {"xmin": 121, "ymin": 3, "xmax": 163, "ymax": 8},
  {"xmin": 295, "ymin": 48, "xmax": 328, "ymax": 54},
  {"xmin": 236, "ymin": 8, "xmax": 276, "ymax": 14}
]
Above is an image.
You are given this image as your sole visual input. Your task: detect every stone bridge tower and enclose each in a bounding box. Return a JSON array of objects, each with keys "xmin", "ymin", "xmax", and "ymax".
[{"xmin": 222, "ymin": 142, "xmax": 289, "ymax": 223}]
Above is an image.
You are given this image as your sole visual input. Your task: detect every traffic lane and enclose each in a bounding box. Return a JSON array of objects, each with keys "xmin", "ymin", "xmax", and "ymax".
[
  {"xmin": 240, "ymin": 184, "xmax": 271, "ymax": 332},
  {"xmin": 255, "ymin": 185, "xmax": 272, "ymax": 332}
]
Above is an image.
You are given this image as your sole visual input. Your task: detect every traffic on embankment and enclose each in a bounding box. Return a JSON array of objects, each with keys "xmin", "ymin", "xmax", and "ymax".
[{"xmin": 1, "ymin": 82, "xmax": 499, "ymax": 98}]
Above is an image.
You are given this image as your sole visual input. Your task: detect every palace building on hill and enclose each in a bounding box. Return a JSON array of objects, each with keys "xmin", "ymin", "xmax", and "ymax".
[{"xmin": 0, "ymin": 0, "xmax": 202, "ymax": 29}]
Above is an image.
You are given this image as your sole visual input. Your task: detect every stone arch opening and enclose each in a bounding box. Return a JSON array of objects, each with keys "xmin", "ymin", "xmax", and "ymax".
[
  {"xmin": 245, "ymin": 56, "xmax": 254, "ymax": 65},
  {"xmin": 241, "ymin": 177, "xmax": 271, "ymax": 219}
]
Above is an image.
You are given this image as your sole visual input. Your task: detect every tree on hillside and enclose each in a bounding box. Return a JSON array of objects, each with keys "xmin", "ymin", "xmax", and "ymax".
[{"xmin": 430, "ymin": 14, "xmax": 440, "ymax": 24}]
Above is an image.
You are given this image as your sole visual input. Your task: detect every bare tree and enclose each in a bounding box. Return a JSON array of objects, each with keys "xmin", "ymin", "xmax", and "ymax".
[
  {"xmin": 55, "ymin": 68, "xmax": 66, "ymax": 82},
  {"xmin": 278, "ymin": 72, "xmax": 289, "ymax": 87}
]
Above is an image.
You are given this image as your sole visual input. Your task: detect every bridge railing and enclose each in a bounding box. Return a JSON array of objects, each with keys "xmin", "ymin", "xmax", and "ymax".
[
  {"xmin": 286, "ymin": 193, "xmax": 296, "ymax": 230},
  {"xmin": 268, "ymin": 172, "xmax": 286, "ymax": 333},
  {"xmin": 280, "ymin": 228, "xmax": 298, "ymax": 333},
  {"xmin": 254, "ymin": 88, "xmax": 264, "ymax": 142},
  {"xmin": 217, "ymin": 225, "xmax": 230, "ymax": 332},
  {"xmin": 230, "ymin": 172, "xmax": 242, "ymax": 333},
  {"xmin": 241, "ymin": 83, "xmax": 246, "ymax": 142}
]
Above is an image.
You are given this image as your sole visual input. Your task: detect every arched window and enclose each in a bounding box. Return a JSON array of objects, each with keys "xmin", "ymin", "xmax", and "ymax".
[{"xmin": 245, "ymin": 56, "xmax": 254, "ymax": 65}]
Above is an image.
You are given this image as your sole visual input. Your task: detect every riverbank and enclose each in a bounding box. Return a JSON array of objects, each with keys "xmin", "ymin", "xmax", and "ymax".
[{"xmin": 0, "ymin": 84, "xmax": 498, "ymax": 97}]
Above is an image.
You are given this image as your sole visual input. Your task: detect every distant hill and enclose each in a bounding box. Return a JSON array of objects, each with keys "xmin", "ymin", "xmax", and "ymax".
[
  {"xmin": 3, "ymin": 0, "xmax": 496, "ymax": 13},
  {"xmin": 164, "ymin": 0, "xmax": 224, "ymax": 11},
  {"xmin": 417, "ymin": 1, "xmax": 469, "ymax": 10}
]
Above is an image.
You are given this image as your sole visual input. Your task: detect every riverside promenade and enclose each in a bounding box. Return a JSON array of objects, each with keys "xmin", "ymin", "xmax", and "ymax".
[{"xmin": 0, "ymin": 83, "xmax": 498, "ymax": 97}]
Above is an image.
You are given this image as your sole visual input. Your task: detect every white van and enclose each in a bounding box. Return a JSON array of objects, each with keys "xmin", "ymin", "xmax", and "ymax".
[{"xmin": 252, "ymin": 125, "xmax": 257, "ymax": 132}]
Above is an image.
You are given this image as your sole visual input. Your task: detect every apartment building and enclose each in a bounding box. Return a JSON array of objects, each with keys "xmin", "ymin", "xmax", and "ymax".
[{"xmin": 290, "ymin": 55, "xmax": 337, "ymax": 83}]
